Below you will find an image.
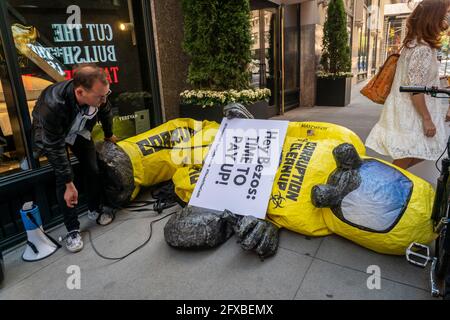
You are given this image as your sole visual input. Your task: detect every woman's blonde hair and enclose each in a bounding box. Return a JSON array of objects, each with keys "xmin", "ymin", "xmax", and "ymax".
[{"xmin": 403, "ymin": 0, "xmax": 450, "ymax": 49}]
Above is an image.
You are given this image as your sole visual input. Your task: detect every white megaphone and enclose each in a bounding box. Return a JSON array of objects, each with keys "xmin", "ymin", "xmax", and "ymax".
[{"xmin": 20, "ymin": 201, "xmax": 60, "ymax": 262}]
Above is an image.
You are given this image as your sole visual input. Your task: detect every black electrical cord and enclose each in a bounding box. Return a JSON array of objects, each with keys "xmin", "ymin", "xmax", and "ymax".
[
  {"xmin": 84, "ymin": 210, "xmax": 176, "ymax": 261},
  {"xmin": 76, "ymin": 182, "xmax": 179, "ymax": 261}
]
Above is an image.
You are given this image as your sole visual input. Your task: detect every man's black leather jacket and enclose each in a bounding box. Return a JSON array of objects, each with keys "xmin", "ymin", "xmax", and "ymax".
[{"xmin": 31, "ymin": 79, "xmax": 113, "ymax": 185}]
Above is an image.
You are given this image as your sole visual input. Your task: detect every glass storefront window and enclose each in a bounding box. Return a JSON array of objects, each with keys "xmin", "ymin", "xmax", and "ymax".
[
  {"xmin": 250, "ymin": 10, "xmax": 262, "ymax": 88},
  {"xmin": 250, "ymin": 7, "xmax": 279, "ymax": 108},
  {"xmin": 265, "ymin": 10, "xmax": 276, "ymax": 107},
  {"xmin": 357, "ymin": 8, "xmax": 370, "ymax": 79},
  {"xmin": 7, "ymin": 0, "xmax": 153, "ymax": 164},
  {"xmin": 347, "ymin": 15, "xmax": 353, "ymax": 49},
  {"xmin": 283, "ymin": 4, "xmax": 300, "ymax": 108},
  {"xmin": 250, "ymin": 9, "xmax": 276, "ymax": 90},
  {"xmin": 0, "ymin": 42, "xmax": 27, "ymax": 176}
]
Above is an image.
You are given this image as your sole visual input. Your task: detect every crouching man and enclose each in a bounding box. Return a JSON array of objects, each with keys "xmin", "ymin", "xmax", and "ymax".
[{"xmin": 32, "ymin": 64, "xmax": 118, "ymax": 253}]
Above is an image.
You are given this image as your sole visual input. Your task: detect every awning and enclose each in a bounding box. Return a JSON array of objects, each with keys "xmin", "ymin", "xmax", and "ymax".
[
  {"xmin": 251, "ymin": 0, "xmax": 281, "ymax": 10},
  {"xmin": 250, "ymin": 0, "xmax": 311, "ymax": 10}
]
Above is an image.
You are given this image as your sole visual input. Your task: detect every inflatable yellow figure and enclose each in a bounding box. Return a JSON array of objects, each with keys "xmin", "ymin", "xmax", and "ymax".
[{"xmin": 98, "ymin": 118, "xmax": 437, "ymax": 256}]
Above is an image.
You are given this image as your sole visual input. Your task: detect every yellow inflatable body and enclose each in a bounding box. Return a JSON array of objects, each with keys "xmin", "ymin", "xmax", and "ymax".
[
  {"xmin": 118, "ymin": 119, "xmax": 436, "ymax": 255},
  {"xmin": 117, "ymin": 118, "xmax": 218, "ymax": 200}
]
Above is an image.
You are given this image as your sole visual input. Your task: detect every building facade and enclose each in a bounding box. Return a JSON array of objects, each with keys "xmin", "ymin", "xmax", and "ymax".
[{"xmin": 151, "ymin": 0, "xmax": 391, "ymax": 114}]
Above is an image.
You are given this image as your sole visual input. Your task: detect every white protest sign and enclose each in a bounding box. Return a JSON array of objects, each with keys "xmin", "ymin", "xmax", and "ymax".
[{"xmin": 189, "ymin": 118, "xmax": 288, "ymax": 218}]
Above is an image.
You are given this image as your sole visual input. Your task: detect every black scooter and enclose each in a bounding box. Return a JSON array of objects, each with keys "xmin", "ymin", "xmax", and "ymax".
[{"xmin": 400, "ymin": 85, "xmax": 450, "ymax": 300}]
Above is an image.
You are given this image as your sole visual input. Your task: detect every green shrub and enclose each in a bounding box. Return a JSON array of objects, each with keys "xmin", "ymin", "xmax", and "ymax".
[
  {"xmin": 318, "ymin": 0, "xmax": 352, "ymax": 79},
  {"xmin": 182, "ymin": 0, "xmax": 252, "ymax": 90}
]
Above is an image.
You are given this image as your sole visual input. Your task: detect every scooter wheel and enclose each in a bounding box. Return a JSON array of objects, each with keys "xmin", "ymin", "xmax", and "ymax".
[
  {"xmin": 435, "ymin": 226, "xmax": 450, "ymax": 278},
  {"xmin": 444, "ymin": 275, "xmax": 450, "ymax": 300}
]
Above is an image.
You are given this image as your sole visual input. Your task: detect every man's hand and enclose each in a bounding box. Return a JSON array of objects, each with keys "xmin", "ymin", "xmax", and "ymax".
[
  {"xmin": 104, "ymin": 135, "xmax": 118, "ymax": 144},
  {"xmin": 64, "ymin": 182, "xmax": 78, "ymax": 208}
]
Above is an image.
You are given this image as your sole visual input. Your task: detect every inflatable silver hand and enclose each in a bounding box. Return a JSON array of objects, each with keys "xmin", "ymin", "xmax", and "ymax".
[{"xmin": 224, "ymin": 210, "xmax": 279, "ymax": 260}]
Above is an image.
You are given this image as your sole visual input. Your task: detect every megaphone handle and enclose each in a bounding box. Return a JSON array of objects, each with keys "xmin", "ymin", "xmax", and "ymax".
[
  {"xmin": 26, "ymin": 212, "xmax": 62, "ymax": 249},
  {"xmin": 26, "ymin": 241, "xmax": 39, "ymax": 254}
]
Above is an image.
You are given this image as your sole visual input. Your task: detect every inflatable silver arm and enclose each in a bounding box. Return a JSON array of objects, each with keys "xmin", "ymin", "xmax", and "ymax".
[{"xmin": 311, "ymin": 143, "xmax": 362, "ymax": 211}]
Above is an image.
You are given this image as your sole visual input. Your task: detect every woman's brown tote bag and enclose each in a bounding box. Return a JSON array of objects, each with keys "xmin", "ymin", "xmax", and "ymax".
[{"xmin": 360, "ymin": 53, "xmax": 400, "ymax": 104}]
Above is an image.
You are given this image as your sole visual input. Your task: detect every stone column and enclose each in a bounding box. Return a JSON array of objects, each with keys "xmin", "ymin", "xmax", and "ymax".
[
  {"xmin": 150, "ymin": 0, "xmax": 189, "ymax": 121},
  {"xmin": 300, "ymin": 0, "xmax": 323, "ymax": 108}
]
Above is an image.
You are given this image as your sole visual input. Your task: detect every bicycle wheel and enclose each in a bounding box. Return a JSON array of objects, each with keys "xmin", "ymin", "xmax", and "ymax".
[
  {"xmin": 435, "ymin": 224, "xmax": 450, "ymax": 278},
  {"xmin": 444, "ymin": 275, "xmax": 450, "ymax": 300}
]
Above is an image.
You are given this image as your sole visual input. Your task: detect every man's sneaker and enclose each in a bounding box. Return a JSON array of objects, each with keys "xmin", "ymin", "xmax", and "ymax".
[
  {"xmin": 87, "ymin": 210, "xmax": 99, "ymax": 221},
  {"xmin": 65, "ymin": 230, "xmax": 83, "ymax": 253}
]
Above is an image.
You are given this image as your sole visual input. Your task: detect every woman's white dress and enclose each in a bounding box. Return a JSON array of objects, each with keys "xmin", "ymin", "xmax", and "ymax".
[{"xmin": 365, "ymin": 40, "xmax": 448, "ymax": 160}]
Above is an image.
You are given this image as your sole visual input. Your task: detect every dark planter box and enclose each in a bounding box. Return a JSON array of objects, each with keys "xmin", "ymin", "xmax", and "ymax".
[
  {"xmin": 180, "ymin": 100, "xmax": 269, "ymax": 123},
  {"xmin": 316, "ymin": 77, "xmax": 352, "ymax": 107}
]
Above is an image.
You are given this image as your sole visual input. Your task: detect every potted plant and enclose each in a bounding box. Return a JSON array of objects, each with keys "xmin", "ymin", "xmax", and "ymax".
[
  {"xmin": 316, "ymin": 0, "xmax": 353, "ymax": 107},
  {"xmin": 179, "ymin": 0, "xmax": 271, "ymax": 122},
  {"xmin": 180, "ymin": 88, "xmax": 271, "ymax": 121}
]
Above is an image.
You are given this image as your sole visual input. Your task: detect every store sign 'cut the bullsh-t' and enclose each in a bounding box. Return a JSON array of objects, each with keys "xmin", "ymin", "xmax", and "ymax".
[{"xmin": 189, "ymin": 118, "xmax": 288, "ymax": 219}]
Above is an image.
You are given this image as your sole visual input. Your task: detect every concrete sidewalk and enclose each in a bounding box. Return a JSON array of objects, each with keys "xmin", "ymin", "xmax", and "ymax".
[{"xmin": 0, "ymin": 83, "xmax": 437, "ymax": 300}]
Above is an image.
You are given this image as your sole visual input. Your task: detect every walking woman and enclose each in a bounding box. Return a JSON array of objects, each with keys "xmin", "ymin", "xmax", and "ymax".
[{"xmin": 366, "ymin": 0, "xmax": 450, "ymax": 169}]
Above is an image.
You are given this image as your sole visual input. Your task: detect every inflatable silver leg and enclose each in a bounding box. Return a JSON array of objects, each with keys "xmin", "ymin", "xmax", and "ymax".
[
  {"xmin": 164, "ymin": 206, "xmax": 234, "ymax": 248},
  {"xmin": 164, "ymin": 207, "xmax": 279, "ymax": 259}
]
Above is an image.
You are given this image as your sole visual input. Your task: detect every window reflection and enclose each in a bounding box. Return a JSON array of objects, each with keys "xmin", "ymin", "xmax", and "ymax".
[
  {"xmin": 0, "ymin": 43, "xmax": 26, "ymax": 176},
  {"xmin": 8, "ymin": 0, "xmax": 153, "ymax": 160}
]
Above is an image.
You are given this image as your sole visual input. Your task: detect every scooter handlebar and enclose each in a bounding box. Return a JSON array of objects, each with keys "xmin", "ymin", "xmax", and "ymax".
[
  {"xmin": 399, "ymin": 86, "xmax": 450, "ymax": 96},
  {"xmin": 399, "ymin": 86, "xmax": 428, "ymax": 93}
]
